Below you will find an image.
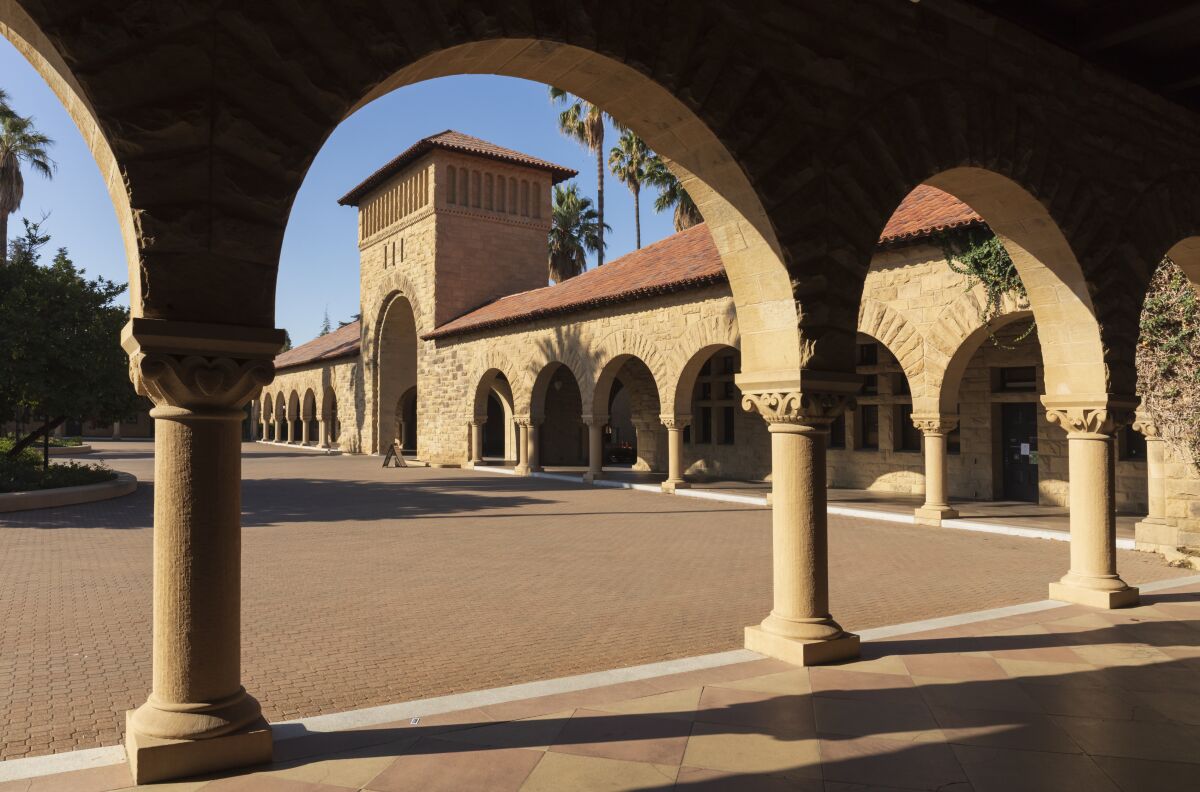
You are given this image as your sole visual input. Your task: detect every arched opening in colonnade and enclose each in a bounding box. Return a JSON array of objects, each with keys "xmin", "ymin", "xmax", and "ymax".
[
  {"xmin": 483, "ymin": 390, "xmax": 513, "ymax": 460},
  {"xmin": 596, "ymin": 355, "xmax": 663, "ymax": 472},
  {"xmin": 323, "ymin": 390, "xmax": 340, "ymax": 448},
  {"xmin": 260, "ymin": 395, "xmax": 274, "ymax": 440},
  {"xmin": 375, "ymin": 294, "xmax": 419, "ymax": 455},
  {"xmin": 672, "ymin": 345, "xmax": 765, "ymax": 481},
  {"xmin": 288, "ymin": 392, "xmax": 301, "ymax": 444},
  {"xmin": 302, "ymin": 389, "xmax": 317, "ymax": 445},
  {"xmin": 530, "ymin": 362, "xmax": 586, "ymax": 467},
  {"xmin": 275, "ymin": 393, "xmax": 288, "ymax": 442},
  {"xmin": 471, "ymin": 368, "xmax": 517, "ymax": 465}
]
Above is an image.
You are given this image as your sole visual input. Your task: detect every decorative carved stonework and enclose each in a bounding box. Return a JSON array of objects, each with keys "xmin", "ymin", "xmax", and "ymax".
[
  {"xmin": 513, "ymin": 416, "xmax": 533, "ymax": 428},
  {"xmin": 121, "ymin": 318, "xmax": 285, "ymax": 413},
  {"xmin": 741, "ymin": 391, "xmax": 856, "ymax": 427},
  {"xmin": 582, "ymin": 414, "xmax": 609, "ymax": 427},
  {"xmin": 910, "ymin": 413, "xmax": 959, "ymax": 435},
  {"xmin": 1131, "ymin": 414, "xmax": 1161, "ymax": 439},
  {"xmin": 660, "ymin": 415, "xmax": 692, "ymax": 431},
  {"xmin": 1044, "ymin": 406, "xmax": 1135, "ymax": 437}
]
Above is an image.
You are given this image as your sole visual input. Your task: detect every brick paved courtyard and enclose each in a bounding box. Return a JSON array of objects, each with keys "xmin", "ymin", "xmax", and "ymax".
[{"xmin": 0, "ymin": 442, "xmax": 1189, "ymax": 762}]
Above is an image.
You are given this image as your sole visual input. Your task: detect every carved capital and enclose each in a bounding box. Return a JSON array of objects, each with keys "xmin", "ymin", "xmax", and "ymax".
[
  {"xmin": 1044, "ymin": 407, "xmax": 1134, "ymax": 437},
  {"xmin": 513, "ymin": 415, "xmax": 533, "ymax": 428},
  {"xmin": 582, "ymin": 413, "xmax": 609, "ymax": 427},
  {"xmin": 660, "ymin": 414, "xmax": 692, "ymax": 431},
  {"xmin": 471, "ymin": 415, "xmax": 488, "ymax": 426},
  {"xmin": 121, "ymin": 318, "xmax": 286, "ymax": 415},
  {"xmin": 741, "ymin": 390, "xmax": 856, "ymax": 428},
  {"xmin": 911, "ymin": 413, "xmax": 959, "ymax": 435},
  {"xmin": 1131, "ymin": 412, "xmax": 1161, "ymax": 439}
]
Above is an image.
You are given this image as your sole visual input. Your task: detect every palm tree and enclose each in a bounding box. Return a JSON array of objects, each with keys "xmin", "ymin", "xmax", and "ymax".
[
  {"xmin": 0, "ymin": 112, "xmax": 55, "ymax": 265},
  {"xmin": 549, "ymin": 87, "xmax": 619, "ymax": 266},
  {"xmin": 608, "ymin": 130, "xmax": 652, "ymax": 249},
  {"xmin": 644, "ymin": 154, "xmax": 703, "ymax": 232},
  {"xmin": 548, "ymin": 183, "xmax": 608, "ymax": 284}
]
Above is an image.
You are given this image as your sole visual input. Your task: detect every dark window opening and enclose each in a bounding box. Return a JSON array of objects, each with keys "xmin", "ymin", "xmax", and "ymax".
[
  {"xmin": 998, "ymin": 366, "xmax": 1037, "ymax": 392},
  {"xmin": 828, "ymin": 414, "xmax": 846, "ymax": 449},
  {"xmin": 898, "ymin": 404, "xmax": 921, "ymax": 452},
  {"xmin": 858, "ymin": 343, "xmax": 878, "ymax": 366},
  {"xmin": 699, "ymin": 406, "xmax": 713, "ymax": 444},
  {"xmin": 858, "ymin": 405, "xmax": 879, "ymax": 450},
  {"xmin": 719, "ymin": 406, "xmax": 735, "ymax": 445},
  {"xmin": 1121, "ymin": 425, "xmax": 1147, "ymax": 461},
  {"xmin": 862, "ymin": 375, "xmax": 879, "ymax": 396}
]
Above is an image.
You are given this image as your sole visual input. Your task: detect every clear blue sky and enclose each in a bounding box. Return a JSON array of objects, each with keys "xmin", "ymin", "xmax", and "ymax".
[{"xmin": 0, "ymin": 39, "xmax": 675, "ymax": 346}]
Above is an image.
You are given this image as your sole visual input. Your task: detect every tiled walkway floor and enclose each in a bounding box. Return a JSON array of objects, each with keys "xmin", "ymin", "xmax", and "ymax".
[
  {"xmin": 9, "ymin": 578, "xmax": 1199, "ymax": 791},
  {"xmin": 0, "ymin": 442, "xmax": 1187, "ymax": 762}
]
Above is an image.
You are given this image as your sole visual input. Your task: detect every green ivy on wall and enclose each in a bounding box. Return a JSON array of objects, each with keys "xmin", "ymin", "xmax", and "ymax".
[
  {"xmin": 935, "ymin": 228, "xmax": 1035, "ymax": 348},
  {"xmin": 1137, "ymin": 258, "xmax": 1200, "ymax": 468}
]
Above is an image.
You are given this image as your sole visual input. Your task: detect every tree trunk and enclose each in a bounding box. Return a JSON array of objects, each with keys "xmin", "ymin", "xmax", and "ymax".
[
  {"xmin": 0, "ymin": 210, "xmax": 7, "ymax": 265},
  {"xmin": 8, "ymin": 415, "xmax": 66, "ymax": 458},
  {"xmin": 634, "ymin": 189, "xmax": 641, "ymax": 249},
  {"xmin": 595, "ymin": 141, "xmax": 605, "ymax": 267},
  {"xmin": 43, "ymin": 416, "xmax": 50, "ymax": 469}
]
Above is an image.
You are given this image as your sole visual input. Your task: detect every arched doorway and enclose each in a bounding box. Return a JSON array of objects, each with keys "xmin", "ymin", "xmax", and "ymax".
[
  {"xmin": 595, "ymin": 355, "xmax": 662, "ymax": 471},
  {"xmin": 374, "ymin": 294, "xmax": 419, "ymax": 455},
  {"xmin": 531, "ymin": 362, "xmax": 586, "ymax": 467}
]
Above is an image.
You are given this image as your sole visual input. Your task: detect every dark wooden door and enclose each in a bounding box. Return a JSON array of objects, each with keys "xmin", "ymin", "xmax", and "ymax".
[{"xmin": 1002, "ymin": 403, "xmax": 1039, "ymax": 502}]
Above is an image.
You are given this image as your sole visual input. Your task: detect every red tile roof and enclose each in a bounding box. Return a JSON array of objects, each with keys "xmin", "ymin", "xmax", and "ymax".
[
  {"xmin": 879, "ymin": 185, "xmax": 984, "ymax": 244},
  {"xmin": 277, "ymin": 186, "xmax": 985, "ymax": 360},
  {"xmin": 423, "ymin": 223, "xmax": 724, "ymax": 340},
  {"xmin": 338, "ymin": 130, "xmax": 577, "ymax": 206},
  {"xmin": 275, "ymin": 320, "xmax": 361, "ymax": 371}
]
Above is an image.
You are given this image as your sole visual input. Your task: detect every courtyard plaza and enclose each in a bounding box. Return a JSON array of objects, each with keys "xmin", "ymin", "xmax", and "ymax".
[{"xmin": 1, "ymin": 441, "xmax": 1196, "ymax": 790}]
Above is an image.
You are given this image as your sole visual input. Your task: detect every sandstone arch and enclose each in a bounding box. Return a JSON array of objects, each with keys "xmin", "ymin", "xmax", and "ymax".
[
  {"xmin": 856, "ymin": 299, "xmax": 926, "ymax": 406},
  {"xmin": 372, "ymin": 293, "xmax": 419, "ymax": 454},
  {"xmin": 936, "ymin": 310, "xmax": 1036, "ymax": 415},
  {"xmin": 666, "ymin": 314, "xmax": 740, "ymax": 418}
]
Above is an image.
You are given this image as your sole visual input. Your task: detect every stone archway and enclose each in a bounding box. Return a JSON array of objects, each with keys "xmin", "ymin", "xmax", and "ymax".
[
  {"xmin": 595, "ymin": 354, "xmax": 664, "ymax": 472},
  {"xmin": 530, "ymin": 362, "xmax": 586, "ymax": 467},
  {"xmin": 301, "ymin": 389, "xmax": 317, "ymax": 445},
  {"xmin": 373, "ymin": 293, "xmax": 419, "ymax": 455}
]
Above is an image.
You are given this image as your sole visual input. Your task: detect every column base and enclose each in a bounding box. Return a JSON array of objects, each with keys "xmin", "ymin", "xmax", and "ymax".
[
  {"xmin": 744, "ymin": 625, "xmax": 860, "ymax": 666},
  {"xmin": 583, "ymin": 471, "xmax": 603, "ymax": 483},
  {"xmin": 1048, "ymin": 581, "xmax": 1140, "ymax": 609},
  {"xmin": 125, "ymin": 712, "xmax": 273, "ymax": 784},
  {"xmin": 914, "ymin": 506, "xmax": 959, "ymax": 526},
  {"xmin": 661, "ymin": 480, "xmax": 690, "ymax": 493},
  {"xmin": 514, "ymin": 465, "xmax": 531, "ymax": 476}
]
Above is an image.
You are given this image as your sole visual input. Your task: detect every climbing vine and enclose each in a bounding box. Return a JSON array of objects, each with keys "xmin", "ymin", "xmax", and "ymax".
[
  {"xmin": 935, "ymin": 228, "xmax": 1035, "ymax": 348},
  {"xmin": 1137, "ymin": 258, "xmax": 1200, "ymax": 468}
]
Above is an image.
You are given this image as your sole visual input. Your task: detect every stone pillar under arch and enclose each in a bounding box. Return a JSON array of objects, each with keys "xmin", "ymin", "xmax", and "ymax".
[
  {"xmin": 119, "ymin": 318, "xmax": 281, "ymax": 783},
  {"xmin": 316, "ymin": 412, "xmax": 329, "ymax": 448},
  {"xmin": 301, "ymin": 417, "xmax": 311, "ymax": 445},
  {"xmin": 1044, "ymin": 397, "xmax": 1140, "ymax": 609},
  {"xmin": 528, "ymin": 419, "xmax": 543, "ymax": 473},
  {"xmin": 274, "ymin": 418, "xmax": 283, "ymax": 443},
  {"xmin": 1132, "ymin": 414, "xmax": 1172, "ymax": 550},
  {"xmin": 469, "ymin": 418, "xmax": 485, "ymax": 467},
  {"xmin": 739, "ymin": 376, "xmax": 861, "ymax": 666},
  {"xmin": 661, "ymin": 415, "xmax": 691, "ymax": 493},
  {"xmin": 911, "ymin": 413, "xmax": 959, "ymax": 526},
  {"xmin": 583, "ymin": 414, "xmax": 607, "ymax": 483},
  {"xmin": 514, "ymin": 417, "xmax": 532, "ymax": 476}
]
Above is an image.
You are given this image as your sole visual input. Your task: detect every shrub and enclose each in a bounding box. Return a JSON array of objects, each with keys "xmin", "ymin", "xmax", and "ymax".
[{"xmin": 0, "ymin": 439, "xmax": 115, "ymax": 493}]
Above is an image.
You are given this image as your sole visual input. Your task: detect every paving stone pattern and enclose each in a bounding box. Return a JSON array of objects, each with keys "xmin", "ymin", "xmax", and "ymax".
[{"xmin": 0, "ymin": 442, "xmax": 1188, "ymax": 761}]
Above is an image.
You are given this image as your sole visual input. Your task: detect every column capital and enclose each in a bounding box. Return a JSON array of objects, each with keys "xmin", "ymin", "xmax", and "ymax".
[
  {"xmin": 471, "ymin": 415, "xmax": 488, "ymax": 426},
  {"xmin": 910, "ymin": 413, "xmax": 959, "ymax": 435},
  {"xmin": 1131, "ymin": 412, "xmax": 1161, "ymax": 439},
  {"xmin": 1041, "ymin": 395, "xmax": 1137, "ymax": 438},
  {"xmin": 660, "ymin": 414, "xmax": 692, "ymax": 430},
  {"xmin": 121, "ymin": 319, "xmax": 286, "ymax": 414},
  {"xmin": 741, "ymin": 390, "xmax": 856, "ymax": 429},
  {"xmin": 513, "ymin": 415, "xmax": 533, "ymax": 428},
  {"xmin": 582, "ymin": 413, "xmax": 609, "ymax": 427}
]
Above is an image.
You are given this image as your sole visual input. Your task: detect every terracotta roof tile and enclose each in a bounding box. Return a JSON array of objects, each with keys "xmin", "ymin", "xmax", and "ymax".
[
  {"xmin": 281, "ymin": 186, "xmax": 983, "ymax": 354},
  {"xmin": 423, "ymin": 223, "xmax": 724, "ymax": 339},
  {"xmin": 879, "ymin": 184, "xmax": 984, "ymax": 244},
  {"xmin": 275, "ymin": 320, "xmax": 361, "ymax": 370},
  {"xmin": 338, "ymin": 130, "xmax": 577, "ymax": 206}
]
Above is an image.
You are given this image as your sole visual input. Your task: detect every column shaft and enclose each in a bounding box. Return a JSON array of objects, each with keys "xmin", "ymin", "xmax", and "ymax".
[
  {"xmin": 1146, "ymin": 436, "xmax": 1166, "ymax": 523},
  {"xmin": 515, "ymin": 422, "xmax": 531, "ymax": 475},
  {"xmin": 529, "ymin": 422, "xmax": 542, "ymax": 472},
  {"xmin": 471, "ymin": 421, "xmax": 484, "ymax": 465},
  {"xmin": 301, "ymin": 419, "xmax": 310, "ymax": 445},
  {"xmin": 661, "ymin": 418, "xmax": 690, "ymax": 492},
  {"xmin": 584, "ymin": 421, "xmax": 604, "ymax": 483}
]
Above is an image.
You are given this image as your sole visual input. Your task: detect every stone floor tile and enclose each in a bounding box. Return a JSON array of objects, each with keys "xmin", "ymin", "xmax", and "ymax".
[
  {"xmin": 363, "ymin": 738, "xmax": 542, "ymax": 792},
  {"xmin": 901, "ymin": 654, "xmax": 1009, "ymax": 682},
  {"xmin": 808, "ymin": 668, "xmax": 918, "ymax": 705},
  {"xmin": 1018, "ymin": 680, "xmax": 1168, "ymax": 722},
  {"xmin": 518, "ymin": 751, "xmax": 677, "ymax": 791},
  {"xmin": 824, "ymin": 654, "xmax": 912, "ymax": 677},
  {"xmin": 1051, "ymin": 714, "xmax": 1200, "ymax": 764},
  {"xmin": 930, "ymin": 705, "xmax": 1082, "ymax": 753},
  {"xmin": 1131, "ymin": 688, "xmax": 1200, "ymax": 725},
  {"xmin": 682, "ymin": 721, "xmax": 822, "ymax": 778},
  {"xmin": 547, "ymin": 708, "xmax": 691, "ymax": 765},
  {"xmin": 914, "ymin": 675, "xmax": 1043, "ymax": 714},
  {"xmin": 813, "ymin": 696, "xmax": 942, "ymax": 743},
  {"xmin": 709, "ymin": 668, "xmax": 812, "ymax": 696},
  {"xmin": 951, "ymin": 744, "xmax": 1117, "ymax": 792},
  {"xmin": 993, "ymin": 657, "xmax": 1102, "ymax": 684},
  {"xmin": 1071, "ymin": 643, "xmax": 1177, "ymax": 668},
  {"xmin": 1090, "ymin": 754, "xmax": 1200, "ymax": 792},
  {"xmin": 693, "ymin": 686, "xmax": 815, "ymax": 734},
  {"xmin": 673, "ymin": 765, "xmax": 822, "ymax": 791},
  {"xmin": 438, "ymin": 709, "xmax": 572, "ymax": 751},
  {"xmin": 268, "ymin": 748, "xmax": 418, "ymax": 788},
  {"xmin": 0, "ymin": 762, "xmax": 133, "ymax": 792},
  {"xmin": 202, "ymin": 775, "xmax": 356, "ymax": 792},
  {"xmin": 592, "ymin": 687, "xmax": 703, "ymax": 721},
  {"xmin": 818, "ymin": 734, "xmax": 969, "ymax": 790}
]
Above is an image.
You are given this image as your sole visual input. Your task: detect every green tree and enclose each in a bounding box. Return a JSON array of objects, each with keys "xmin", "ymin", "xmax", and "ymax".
[
  {"xmin": 608, "ymin": 130, "xmax": 652, "ymax": 249},
  {"xmin": 549, "ymin": 87, "xmax": 619, "ymax": 266},
  {"xmin": 548, "ymin": 183, "xmax": 607, "ymax": 284},
  {"xmin": 0, "ymin": 112, "xmax": 55, "ymax": 265},
  {"xmin": 320, "ymin": 307, "xmax": 332, "ymax": 336},
  {"xmin": 0, "ymin": 221, "xmax": 140, "ymax": 466},
  {"xmin": 279, "ymin": 330, "xmax": 292, "ymax": 352},
  {"xmin": 643, "ymin": 155, "xmax": 702, "ymax": 231}
]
